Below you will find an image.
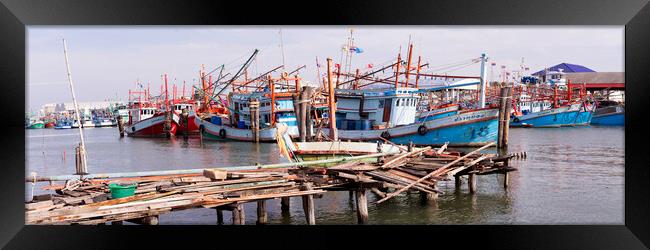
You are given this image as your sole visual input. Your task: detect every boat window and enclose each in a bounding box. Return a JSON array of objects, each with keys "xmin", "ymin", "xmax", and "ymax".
[{"xmin": 396, "ymin": 99, "xmax": 400, "ymax": 107}]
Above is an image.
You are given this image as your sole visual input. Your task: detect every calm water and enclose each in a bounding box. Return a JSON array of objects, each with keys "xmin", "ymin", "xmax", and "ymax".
[{"xmin": 26, "ymin": 126, "xmax": 624, "ymax": 225}]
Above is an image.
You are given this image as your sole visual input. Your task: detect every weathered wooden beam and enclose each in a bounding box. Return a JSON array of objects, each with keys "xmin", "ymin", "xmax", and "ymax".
[
  {"xmin": 216, "ymin": 208, "xmax": 224, "ymax": 225},
  {"xmin": 256, "ymin": 200, "xmax": 267, "ymax": 225},
  {"xmin": 232, "ymin": 203, "xmax": 245, "ymax": 225},
  {"xmin": 355, "ymin": 189, "xmax": 368, "ymax": 224},
  {"xmin": 468, "ymin": 173, "xmax": 477, "ymax": 194},
  {"xmin": 281, "ymin": 197, "xmax": 290, "ymax": 213},
  {"xmin": 301, "ymin": 183, "xmax": 316, "ymax": 225},
  {"xmin": 376, "ymin": 142, "xmax": 495, "ymax": 204}
]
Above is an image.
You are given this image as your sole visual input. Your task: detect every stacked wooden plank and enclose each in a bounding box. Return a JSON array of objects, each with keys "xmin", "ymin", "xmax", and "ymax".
[
  {"xmin": 25, "ymin": 169, "xmax": 320, "ymax": 225},
  {"xmin": 303, "ymin": 145, "xmax": 517, "ymax": 201}
]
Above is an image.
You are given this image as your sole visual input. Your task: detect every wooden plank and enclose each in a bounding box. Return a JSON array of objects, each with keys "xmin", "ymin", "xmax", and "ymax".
[
  {"xmin": 203, "ymin": 169, "xmax": 228, "ymax": 180},
  {"xmin": 380, "ymin": 147, "xmax": 431, "ymax": 169},
  {"xmin": 25, "ymin": 200, "xmax": 54, "ymax": 211},
  {"xmin": 376, "ymin": 142, "xmax": 495, "ymax": 204}
]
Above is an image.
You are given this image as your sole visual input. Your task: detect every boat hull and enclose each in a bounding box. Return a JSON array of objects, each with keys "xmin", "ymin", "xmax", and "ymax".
[
  {"xmin": 322, "ymin": 108, "xmax": 499, "ymax": 147},
  {"xmin": 510, "ymin": 106, "xmax": 590, "ymax": 128},
  {"xmin": 591, "ymin": 105, "xmax": 624, "ymax": 126},
  {"xmin": 591, "ymin": 112, "xmax": 624, "ymax": 126},
  {"xmin": 196, "ymin": 117, "xmax": 299, "ymax": 142},
  {"xmin": 126, "ymin": 113, "xmax": 179, "ymax": 137},
  {"xmin": 27, "ymin": 123, "xmax": 45, "ymax": 129}
]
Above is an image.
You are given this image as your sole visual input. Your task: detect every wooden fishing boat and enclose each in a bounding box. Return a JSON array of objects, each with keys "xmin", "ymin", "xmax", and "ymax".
[
  {"xmin": 275, "ymin": 124, "xmax": 402, "ymax": 166},
  {"xmin": 591, "ymin": 100, "xmax": 624, "ymax": 126},
  {"xmin": 320, "ymin": 87, "xmax": 499, "ymax": 147}
]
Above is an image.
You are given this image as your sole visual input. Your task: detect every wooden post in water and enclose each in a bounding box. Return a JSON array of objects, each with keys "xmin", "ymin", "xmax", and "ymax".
[
  {"xmin": 326, "ymin": 58, "xmax": 338, "ymax": 141},
  {"xmin": 281, "ymin": 197, "xmax": 290, "ymax": 213},
  {"xmin": 249, "ymin": 98, "xmax": 260, "ymax": 143},
  {"xmin": 355, "ymin": 188, "xmax": 368, "ymax": 224},
  {"xmin": 232, "ymin": 203, "xmax": 245, "ymax": 225},
  {"xmin": 299, "ymin": 88, "xmax": 308, "ymax": 142},
  {"xmin": 181, "ymin": 108, "xmax": 189, "ymax": 139},
  {"xmin": 117, "ymin": 115, "xmax": 124, "ymax": 137},
  {"xmin": 256, "ymin": 200, "xmax": 268, "ymax": 225},
  {"xmin": 62, "ymin": 39, "xmax": 88, "ymax": 175},
  {"xmin": 301, "ymin": 183, "xmax": 316, "ymax": 225},
  {"xmin": 468, "ymin": 173, "xmax": 477, "ymax": 194},
  {"xmin": 303, "ymin": 86, "xmax": 314, "ymax": 141},
  {"xmin": 455, "ymin": 175, "xmax": 462, "ymax": 190},
  {"xmin": 501, "ymin": 87, "xmax": 512, "ymax": 148},
  {"xmin": 293, "ymin": 93, "xmax": 304, "ymax": 141},
  {"xmin": 216, "ymin": 208, "xmax": 224, "ymax": 225},
  {"xmin": 497, "ymin": 86, "xmax": 508, "ymax": 149}
]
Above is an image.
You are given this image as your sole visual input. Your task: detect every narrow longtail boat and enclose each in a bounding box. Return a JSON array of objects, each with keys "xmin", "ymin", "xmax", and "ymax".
[
  {"xmin": 125, "ymin": 74, "xmax": 180, "ymax": 137},
  {"xmin": 275, "ymin": 123, "xmax": 401, "ymax": 166}
]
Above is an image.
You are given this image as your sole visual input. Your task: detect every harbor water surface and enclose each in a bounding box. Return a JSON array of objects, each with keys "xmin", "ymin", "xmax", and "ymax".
[{"xmin": 26, "ymin": 126, "xmax": 624, "ymax": 225}]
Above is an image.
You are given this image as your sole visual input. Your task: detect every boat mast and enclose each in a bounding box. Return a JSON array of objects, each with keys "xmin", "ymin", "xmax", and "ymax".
[
  {"xmin": 479, "ymin": 53, "xmax": 488, "ymax": 108},
  {"xmin": 62, "ymin": 39, "xmax": 88, "ymax": 175}
]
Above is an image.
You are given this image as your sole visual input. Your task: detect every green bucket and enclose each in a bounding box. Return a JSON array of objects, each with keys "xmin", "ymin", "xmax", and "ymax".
[{"xmin": 108, "ymin": 182, "xmax": 137, "ymax": 199}]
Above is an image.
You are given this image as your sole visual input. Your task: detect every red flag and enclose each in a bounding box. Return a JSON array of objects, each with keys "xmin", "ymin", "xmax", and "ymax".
[
  {"xmin": 367, "ymin": 63, "xmax": 373, "ymax": 69},
  {"xmin": 335, "ymin": 63, "xmax": 341, "ymax": 69}
]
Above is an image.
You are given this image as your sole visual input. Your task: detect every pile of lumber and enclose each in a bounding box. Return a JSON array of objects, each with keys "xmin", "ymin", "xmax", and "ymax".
[
  {"xmin": 26, "ymin": 169, "xmax": 323, "ymax": 225},
  {"xmin": 297, "ymin": 142, "xmax": 517, "ymax": 201}
]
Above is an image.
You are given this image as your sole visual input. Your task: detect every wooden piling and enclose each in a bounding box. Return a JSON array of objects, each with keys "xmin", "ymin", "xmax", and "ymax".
[
  {"xmin": 232, "ymin": 204, "xmax": 245, "ymax": 225},
  {"xmin": 497, "ymin": 87, "xmax": 508, "ymax": 149},
  {"xmin": 501, "ymin": 87, "xmax": 512, "ymax": 148},
  {"xmin": 216, "ymin": 208, "xmax": 224, "ymax": 225},
  {"xmin": 468, "ymin": 173, "xmax": 477, "ymax": 194},
  {"xmin": 117, "ymin": 116, "xmax": 124, "ymax": 137},
  {"xmin": 249, "ymin": 99, "xmax": 260, "ymax": 143},
  {"xmin": 420, "ymin": 191, "xmax": 438, "ymax": 201},
  {"xmin": 455, "ymin": 175, "xmax": 462, "ymax": 189},
  {"xmin": 281, "ymin": 197, "xmax": 290, "ymax": 212},
  {"xmin": 292, "ymin": 93, "xmax": 304, "ymax": 142},
  {"xmin": 256, "ymin": 200, "xmax": 268, "ymax": 225},
  {"xmin": 302, "ymin": 86, "xmax": 314, "ymax": 141},
  {"xmin": 355, "ymin": 188, "xmax": 368, "ymax": 224},
  {"xmin": 503, "ymin": 172, "xmax": 510, "ymax": 188},
  {"xmin": 301, "ymin": 183, "xmax": 316, "ymax": 225}
]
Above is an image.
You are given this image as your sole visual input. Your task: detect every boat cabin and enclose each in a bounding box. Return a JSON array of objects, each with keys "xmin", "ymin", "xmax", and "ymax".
[
  {"xmin": 228, "ymin": 91, "xmax": 297, "ymax": 129},
  {"xmin": 334, "ymin": 87, "xmax": 420, "ymax": 129}
]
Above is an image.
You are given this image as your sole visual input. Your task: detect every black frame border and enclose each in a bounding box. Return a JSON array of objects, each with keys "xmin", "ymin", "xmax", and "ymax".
[{"xmin": 1, "ymin": 0, "xmax": 648, "ymax": 248}]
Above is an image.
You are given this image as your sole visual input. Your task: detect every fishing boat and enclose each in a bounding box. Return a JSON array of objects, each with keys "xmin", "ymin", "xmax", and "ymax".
[
  {"xmin": 125, "ymin": 101, "xmax": 179, "ymax": 137},
  {"xmin": 26, "ymin": 119, "xmax": 45, "ymax": 129},
  {"xmin": 591, "ymin": 100, "xmax": 624, "ymax": 126},
  {"xmin": 196, "ymin": 88, "xmax": 300, "ymax": 142},
  {"xmin": 275, "ymin": 123, "xmax": 401, "ymax": 166},
  {"xmin": 72, "ymin": 116, "xmax": 96, "ymax": 128},
  {"xmin": 508, "ymin": 78, "xmax": 594, "ymax": 127},
  {"xmin": 54, "ymin": 119, "xmax": 73, "ymax": 129},
  {"xmin": 93, "ymin": 116, "xmax": 117, "ymax": 127},
  {"xmin": 113, "ymin": 104, "xmax": 130, "ymax": 124},
  {"xmin": 320, "ymin": 87, "xmax": 499, "ymax": 147},
  {"xmin": 173, "ymin": 102, "xmax": 199, "ymax": 135}
]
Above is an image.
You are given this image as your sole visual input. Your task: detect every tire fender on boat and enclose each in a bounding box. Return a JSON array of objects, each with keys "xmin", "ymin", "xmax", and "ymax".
[
  {"xmin": 219, "ymin": 128, "xmax": 227, "ymax": 139},
  {"xmin": 513, "ymin": 117, "xmax": 520, "ymax": 123},
  {"xmin": 417, "ymin": 125, "xmax": 428, "ymax": 136},
  {"xmin": 380, "ymin": 131, "xmax": 391, "ymax": 139}
]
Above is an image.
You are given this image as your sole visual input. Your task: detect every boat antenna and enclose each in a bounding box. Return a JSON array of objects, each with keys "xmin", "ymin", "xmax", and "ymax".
[{"xmin": 62, "ymin": 38, "xmax": 88, "ymax": 176}]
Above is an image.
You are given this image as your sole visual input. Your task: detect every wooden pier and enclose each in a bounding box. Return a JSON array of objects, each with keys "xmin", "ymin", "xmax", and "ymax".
[{"xmin": 25, "ymin": 143, "xmax": 519, "ymax": 225}]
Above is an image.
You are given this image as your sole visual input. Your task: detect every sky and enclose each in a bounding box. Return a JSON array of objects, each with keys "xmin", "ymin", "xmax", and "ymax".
[{"xmin": 27, "ymin": 26, "xmax": 624, "ymax": 111}]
